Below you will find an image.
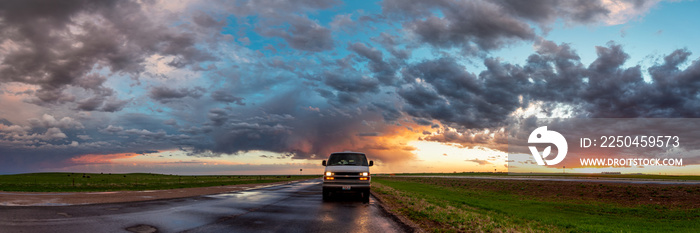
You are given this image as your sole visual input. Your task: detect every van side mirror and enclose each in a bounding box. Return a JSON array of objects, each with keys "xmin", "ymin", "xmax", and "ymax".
[
  {"xmin": 369, "ymin": 160, "xmax": 374, "ymax": 166},
  {"xmin": 322, "ymin": 160, "xmax": 327, "ymax": 166}
]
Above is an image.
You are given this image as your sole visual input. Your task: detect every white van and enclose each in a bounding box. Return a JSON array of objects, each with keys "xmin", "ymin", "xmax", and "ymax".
[{"xmin": 321, "ymin": 151, "xmax": 374, "ymax": 202}]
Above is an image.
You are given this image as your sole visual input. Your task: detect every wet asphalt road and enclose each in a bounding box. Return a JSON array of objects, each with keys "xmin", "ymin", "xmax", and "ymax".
[{"xmin": 0, "ymin": 179, "xmax": 409, "ymax": 233}]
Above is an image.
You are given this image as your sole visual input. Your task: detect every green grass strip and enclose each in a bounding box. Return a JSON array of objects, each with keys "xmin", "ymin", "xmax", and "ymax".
[
  {"xmin": 0, "ymin": 173, "xmax": 317, "ymax": 192},
  {"xmin": 375, "ymin": 177, "xmax": 700, "ymax": 233}
]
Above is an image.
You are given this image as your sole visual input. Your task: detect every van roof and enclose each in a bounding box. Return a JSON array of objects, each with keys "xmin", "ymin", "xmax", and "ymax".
[{"xmin": 331, "ymin": 151, "xmax": 364, "ymax": 155}]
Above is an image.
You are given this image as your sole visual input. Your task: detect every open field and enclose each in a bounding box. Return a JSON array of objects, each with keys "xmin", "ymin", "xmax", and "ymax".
[
  {"xmin": 382, "ymin": 172, "xmax": 700, "ymax": 180},
  {"xmin": 0, "ymin": 173, "xmax": 318, "ymax": 192},
  {"xmin": 382, "ymin": 172, "xmax": 509, "ymax": 177},
  {"xmin": 373, "ymin": 176, "xmax": 700, "ymax": 233}
]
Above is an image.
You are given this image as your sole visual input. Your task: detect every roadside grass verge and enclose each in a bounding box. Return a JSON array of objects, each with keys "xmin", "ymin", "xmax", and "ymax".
[
  {"xmin": 373, "ymin": 181, "xmax": 563, "ymax": 232},
  {"xmin": 381, "ymin": 173, "xmax": 700, "ymax": 180},
  {"xmin": 374, "ymin": 177, "xmax": 700, "ymax": 233},
  {"xmin": 385, "ymin": 172, "xmax": 509, "ymax": 177},
  {"xmin": 0, "ymin": 173, "xmax": 317, "ymax": 192}
]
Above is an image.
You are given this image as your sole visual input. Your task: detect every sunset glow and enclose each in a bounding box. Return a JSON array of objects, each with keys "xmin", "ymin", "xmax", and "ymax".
[{"xmin": 1, "ymin": 0, "xmax": 700, "ymax": 175}]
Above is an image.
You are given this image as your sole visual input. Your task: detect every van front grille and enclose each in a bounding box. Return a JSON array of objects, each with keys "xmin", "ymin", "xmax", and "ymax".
[
  {"xmin": 334, "ymin": 172, "xmax": 360, "ymax": 176},
  {"xmin": 333, "ymin": 177, "xmax": 362, "ymax": 180}
]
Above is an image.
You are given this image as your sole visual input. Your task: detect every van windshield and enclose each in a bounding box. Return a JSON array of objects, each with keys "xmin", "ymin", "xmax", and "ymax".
[{"xmin": 327, "ymin": 153, "xmax": 368, "ymax": 166}]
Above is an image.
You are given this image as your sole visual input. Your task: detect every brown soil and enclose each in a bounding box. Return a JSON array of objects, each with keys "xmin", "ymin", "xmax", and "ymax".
[
  {"xmin": 0, "ymin": 180, "xmax": 307, "ymax": 206},
  {"xmin": 385, "ymin": 177, "xmax": 700, "ymax": 209}
]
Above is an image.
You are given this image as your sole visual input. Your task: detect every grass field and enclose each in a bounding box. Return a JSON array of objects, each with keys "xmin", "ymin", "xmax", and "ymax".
[
  {"xmin": 382, "ymin": 172, "xmax": 700, "ymax": 180},
  {"xmin": 382, "ymin": 172, "xmax": 509, "ymax": 177},
  {"xmin": 373, "ymin": 177, "xmax": 700, "ymax": 233},
  {"xmin": 0, "ymin": 173, "xmax": 318, "ymax": 192}
]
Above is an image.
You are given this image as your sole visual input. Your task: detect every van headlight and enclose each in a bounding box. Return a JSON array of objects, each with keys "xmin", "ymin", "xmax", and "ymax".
[
  {"xmin": 361, "ymin": 172, "xmax": 369, "ymax": 176},
  {"xmin": 325, "ymin": 172, "xmax": 333, "ymax": 176}
]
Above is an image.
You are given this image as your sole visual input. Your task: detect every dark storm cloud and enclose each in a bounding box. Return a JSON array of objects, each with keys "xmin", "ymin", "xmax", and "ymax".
[
  {"xmin": 493, "ymin": 0, "xmax": 560, "ymax": 23},
  {"xmin": 192, "ymin": 11, "xmax": 227, "ymax": 29},
  {"xmin": 73, "ymin": 74, "xmax": 108, "ymax": 90},
  {"xmin": 29, "ymin": 88, "xmax": 75, "ymax": 105},
  {"xmin": 357, "ymin": 132, "xmax": 380, "ymax": 137},
  {"xmin": 382, "ymin": 0, "xmax": 617, "ymax": 53},
  {"xmin": 397, "ymin": 83, "xmax": 442, "ymax": 108},
  {"xmin": 370, "ymin": 102, "xmax": 402, "ymax": 122},
  {"xmin": 382, "ymin": 0, "xmax": 536, "ymax": 52},
  {"xmin": 373, "ymin": 32, "xmax": 412, "ymax": 60},
  {"xmin": 3, "ymin": 0, "xmax": 700, "ymax": 173},
  {"xmin": 149, "ymin": 86, "xmax": 206, "ymax": 103},
  {"xmin": 323, "ymin": 71, "xmax": 380, "ymax": 93},
  {"xmin": 405, "ymin": 40, "xmax": 700, "ymax": 154},
  {"xmin": 523, "ymin": 40, "xmax": 586, "ymax": 103},
  {"xmin": 495, "ymin": 0, "xmax": 609, "ymax": 24},
  {"xmin": 101, "ymin": 98, "xmax": 130, "ymax": 112},
  {"xmin": 228, "ymin": 0, "xmax": 340, "ymax": 15},
  {"xmin": 412, "ymin": 118, "xmax": 433, "ymax": 126},
  {"xmin": 335, "ymin": 92, "xmax": 360, "ymax": 105},
  {"xmin": 399, "ymin": 57, "xmax": 526, "ymax": 129},
  {"xmin": 208, "ymin": 108, "xmax": 230, "ymax": 126},
  {"xmin": 315, "ymin": 88, "xmax": 336, "ymax": 99},
  {"xmin": 210, "ymin": 122, "xmax": 293, "ymax": 155},
  {"xmin": 229, "ymin": 0, "xmax": 339, "ymax": 52},
  {"xmin": 622, "ymin": 49, "xmax": 700, "ymax": 117},
  {"xmin": 77, "ymin": 96, "xmax": 107, "ymax": 111},
  {"xmin": 258, "ymin": 15, "xmax": 334, "ymax": 52},
  {"xmin": 0, "ymin": 0, "xmax": 216, "ymax": 108},
  {"xmin": 211, "ymin": 90, "xmax": 246, "ymax": 106},
  {"xmin": 348, "ymin": 42, "xmax": 383, "ymax": 64},
  {"xmin": 0, "ymin": 112, "xmax": 204, "ymax": 173},
  {"xmin": 200, "ymin": 89, "xmax": 416, "ymax": 163},
  {"xmin": 347, "ymin": 42, "xmax": 399, "ymax": 85},
  {"xmin": 407, "ymin": 58, "xmax": 482, "ymax": 99},
  {"xmin": 75, "ymin": 86, "xmax": 130, "ymax": 112},
  {"xmin": 565, "ymin": 1, "xmax": 609, "ymax": 23},
  {"xmin": 527, "ymin": 42, "xmax": 700, "ymax": 119}
]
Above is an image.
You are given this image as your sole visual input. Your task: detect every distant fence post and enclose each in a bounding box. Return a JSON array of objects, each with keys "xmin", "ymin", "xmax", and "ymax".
[{"xmin": 72, "ymin": 178, "xmax": 75, "ymax": 187}]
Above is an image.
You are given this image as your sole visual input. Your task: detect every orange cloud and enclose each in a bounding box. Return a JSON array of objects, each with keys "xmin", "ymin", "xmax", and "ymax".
[
  {"xmin": 70, "ymin": 153, "xmax": 142, "ymax": 164},
  {"xmin": 420, "ymin": 127, "xmax": 508, "ymax": 152},
  {"xmin": 321, "ymin": 121, "xmax": 434, "ymax": 163}
]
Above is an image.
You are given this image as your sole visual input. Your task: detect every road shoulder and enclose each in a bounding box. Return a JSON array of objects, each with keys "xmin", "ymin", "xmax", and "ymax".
[
  {"xmin": 371, "ymin": 188, "xmax": 425, "ymax": 233},
  {"xmin": 0, "ymin": 179, "xmax": 310, "ymax": 206}
]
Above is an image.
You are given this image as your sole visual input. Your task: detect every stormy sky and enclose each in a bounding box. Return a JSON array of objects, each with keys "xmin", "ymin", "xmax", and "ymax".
[{"xmin": 1, "ymin": 0, "xmax": 700, "ymax": 174}]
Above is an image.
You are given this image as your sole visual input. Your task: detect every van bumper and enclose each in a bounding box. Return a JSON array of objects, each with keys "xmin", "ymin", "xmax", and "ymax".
[{"xmin": 322, "ymin": 182, "xmax": 370, "ymax": 191}]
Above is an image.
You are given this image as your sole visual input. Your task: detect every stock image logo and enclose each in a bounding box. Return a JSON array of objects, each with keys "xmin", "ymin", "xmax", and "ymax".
[{"xmin": 528, "ymin": 126, "xmax": 568, "ymax": 166}]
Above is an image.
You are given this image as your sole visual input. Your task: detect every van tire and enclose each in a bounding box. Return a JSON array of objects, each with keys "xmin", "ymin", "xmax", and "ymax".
[
  {"xmin": 362, "ymin": 189, "xmax": 370, "ymax": 203},
  {"xmin": 322, "ymin": 188, "xmax": 330, "ymax": 201}
]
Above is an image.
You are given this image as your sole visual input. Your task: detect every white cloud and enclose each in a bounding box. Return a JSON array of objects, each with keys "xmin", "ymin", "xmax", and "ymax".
[
  {"xmin": 601, "ymin": 0, "xmax": 663, "ymax": 25},
  {"xmin": 40, "ymin": 127, "xmax": 68, "ymax": 141},
  {"xmin": 28, "ymin": 114, "xmax": 84, "ymax": 129}
]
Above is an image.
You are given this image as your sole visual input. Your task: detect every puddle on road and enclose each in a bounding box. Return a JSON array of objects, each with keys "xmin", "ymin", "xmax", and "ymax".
[
  {"xmin": 56, "ymin": 212, "xmax": 71, "ymax": 217},
  {"xmin": 0, "ymin": 200, "xmax": 72, "ymax": 206},
  {"xmin": 207, "ymin": 191, "xmax": 262, "ymax": 199},
  {"xmin": 126, "ymin": 224, "xmax": 158, "ymax": 233},
  {"xmin": 86, "ymin": 192, "xmax": 119, "ymax": 195},
  {"xmin": 34, "ymin": 203, "xmax": 71, "ymax": 206}
]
